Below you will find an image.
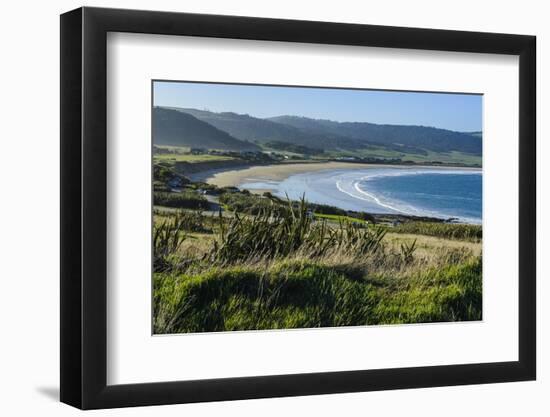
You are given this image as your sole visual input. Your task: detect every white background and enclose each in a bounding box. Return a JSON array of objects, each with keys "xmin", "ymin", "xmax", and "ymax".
[
  {"xmin": 108, "ymin": 33, "xmax": 519, "ymax": 384},
  {"xmin": 0, "ymin": 0, "xmax": 547, "ymax": 415}
]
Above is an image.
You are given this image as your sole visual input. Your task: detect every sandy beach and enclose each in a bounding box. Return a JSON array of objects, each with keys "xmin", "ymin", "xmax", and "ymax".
[
  {"xmin": 193, "ymin": 162, "xmax": 384, "ymax": 188},
  {"xmin": 193, "ymin": 161, "xmax": 478, "ymax": 189}
]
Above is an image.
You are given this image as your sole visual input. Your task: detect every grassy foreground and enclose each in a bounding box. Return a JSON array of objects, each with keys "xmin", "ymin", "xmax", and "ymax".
[
  {"xmin": 153, "ymin": 196, "xmax": 482, "ymax": 334},
  {"xmin": 154, "ymin": 257, "xmax": 481, "ymax": 334}
]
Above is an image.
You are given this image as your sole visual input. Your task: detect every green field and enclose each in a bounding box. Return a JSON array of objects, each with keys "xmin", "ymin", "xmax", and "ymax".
[
  {"xmin": 153, "ymin": 143, "xmax": 481, "ymax": 167},
  {"xmin": 323, "ymin": 148, "xmax": 482, "ymax": 166},
  {"xmin": 313, "ymin": 213, "xmax": 368, "ymax": 224},
  {"xmin": 154, "ymin": 153, "xmax": 236, "ymax": 163}
]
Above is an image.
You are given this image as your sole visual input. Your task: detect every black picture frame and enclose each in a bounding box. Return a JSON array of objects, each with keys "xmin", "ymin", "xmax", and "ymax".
[{"xmin": 60, "ymin": 6, "xmax": 536, "ymax": 410}]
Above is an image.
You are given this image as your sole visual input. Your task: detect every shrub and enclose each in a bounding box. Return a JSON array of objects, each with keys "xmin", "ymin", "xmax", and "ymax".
[
  {"xmin": 390, "ymin": 222, "xmax": 482, "ymax": 241},
  {"xmin": 154, "ymin": 191, "xmax": 209, "ymax": 210},
  {"xmin": 153, "ymin": 161, "xmax": 175, "ymax": 182},
  {"xmin": 209, "ymin": 197, "xmax": 386, "ymax": 264},
  {"xmin": 219, "ymin": 191, "xmax": 284, "ymax": 215}
]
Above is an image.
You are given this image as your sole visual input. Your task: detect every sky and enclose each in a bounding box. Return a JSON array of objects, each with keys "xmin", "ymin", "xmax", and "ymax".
[{"xmin": 153, "ymin": 81, "xmax": 482, "ymax": 132}]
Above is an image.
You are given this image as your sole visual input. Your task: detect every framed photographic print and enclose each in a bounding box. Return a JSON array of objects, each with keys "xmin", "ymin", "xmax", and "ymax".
[{"xmin": 60, "ymin": 7, "xmax": 536, "ymax": 409}]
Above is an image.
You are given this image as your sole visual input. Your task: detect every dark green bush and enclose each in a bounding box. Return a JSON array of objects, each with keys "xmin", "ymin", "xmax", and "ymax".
[{"xmin": 154, "ymin": 191, "xmax": 209, "ymax": 210}]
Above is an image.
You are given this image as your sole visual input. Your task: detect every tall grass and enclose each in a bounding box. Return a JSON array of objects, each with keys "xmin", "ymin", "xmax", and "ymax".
[
  {"xmin": 389, "ymin": 221, "xmax": 482, "ymax": 242},
  {"xmin": 219, "ymin": 190, "xmax": 374, "ymax": 222},
  {"xmin": 209, "ymin": 197, "xmax": 386, "ymax": 264},
  {"xmin": 171, "ymin": 210, "xmax": 209, "ymax": 233},
  {"xmin": 400, "ymin": 239, "xmax": 417, "ymax": 263},
  {"xmin": 153, "ymin": 214, "xmax": 188, "ymax": 272}
]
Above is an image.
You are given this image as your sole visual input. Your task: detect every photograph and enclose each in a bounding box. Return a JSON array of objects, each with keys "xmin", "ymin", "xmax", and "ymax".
[
  {"xmin": 53, "ymin": 4, "xmax": 539, "ymax": 411},
  {"xmin": 152, "ymin": 81, "xmax": 483, "ymax": 334}
]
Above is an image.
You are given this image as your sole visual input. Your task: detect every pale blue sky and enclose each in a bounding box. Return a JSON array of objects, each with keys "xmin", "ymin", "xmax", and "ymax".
[{"xmin": 153, "ymin": 81, "xmax": 482, "ymax": 132}]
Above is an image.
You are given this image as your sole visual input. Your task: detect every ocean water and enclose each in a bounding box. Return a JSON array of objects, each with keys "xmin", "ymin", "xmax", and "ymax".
[{"xmin": 241, "ymin": 167, "xmax": 482, "ymax": 224}]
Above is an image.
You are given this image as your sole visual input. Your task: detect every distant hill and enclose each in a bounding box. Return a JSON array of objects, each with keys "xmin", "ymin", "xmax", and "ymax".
[
  {"xmin": 270, "ymin": 116, "xmax": 482, "ymax": 155},
  {"xmin": 153, "ymin": 107, "xmax": 260, "ymax": 151},
  {"xmin": 169, "ymin": 107, "xmax": 373, "ymax": 151},
  {"xmin": 171, "ymin": 108, "xmax": 305, "ymax": 143},
  {"xmin": 156, "ymin": 106, "xmax": 482, "ymax": 158}
]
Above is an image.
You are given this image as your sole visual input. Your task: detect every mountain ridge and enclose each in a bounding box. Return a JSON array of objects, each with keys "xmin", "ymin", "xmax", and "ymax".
[
  {"xmin": 269, "ymin": 115, "xmax": 482, "ymax": 155},
  {"xmin": 153, "ymin": 107, "xmax": 260, "ymax": 151},
  {"xmin": 155, "ymin": 106, "xmax": 482, "ymax": 157}
]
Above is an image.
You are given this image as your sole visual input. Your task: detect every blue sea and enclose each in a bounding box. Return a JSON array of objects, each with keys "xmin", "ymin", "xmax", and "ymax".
[{"xmin": 241, "ymin": 167, "xmax": 482, "ymax": 224}]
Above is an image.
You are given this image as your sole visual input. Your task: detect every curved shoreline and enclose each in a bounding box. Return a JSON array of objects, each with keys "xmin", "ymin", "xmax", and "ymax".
[
  {"xmin": 192, "ymin": 162, "xmax": 482, "ymax": 224},
  {"xmin": 192, "ymin": 161, "xmax": 480, "ymax": 189}
]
